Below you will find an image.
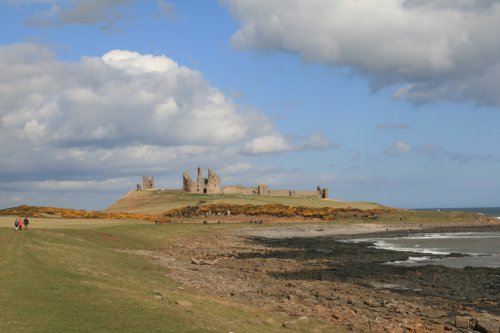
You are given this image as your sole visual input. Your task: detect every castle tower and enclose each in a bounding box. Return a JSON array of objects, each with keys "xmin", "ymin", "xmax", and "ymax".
[
  {"xmin": 182, "ymin": 171, "xmax": 195, "ymax": 192},
  {"xmin": 196, "ymin": 167, "xmax": 204, "ymax": 193},
  {"xmin": 206, "ymin": 168, "xmax": 221, "ymax": 194},
  {"xmin": 142, "ymin": 176, "xmax": 155, "ymax": 190},
  {"xmin": 258, "ymin": 184, "xmax": 269, "ymax": 195}
]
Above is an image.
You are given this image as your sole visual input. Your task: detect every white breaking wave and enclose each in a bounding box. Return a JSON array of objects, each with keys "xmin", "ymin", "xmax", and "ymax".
[
  {"xmin": 344, "ymin": 230, "xmax": 500, "ymax": 268},
  {"xmin": 385, "ymin": 256, "xmax": 432, "ymax": 265},
  {"xmin": 346, "ymin": 232, "xmax": 500, "ymax": 256},
  {"xmin": 402, "ymin": 232, "xmax": 500, "ymax": 240},
  {"xmin": 408, "ymin": 256, "xmax": 432, "ymax": 262},
  {"xmin": 349, "ymin": 232, "xmax": 500, "ymax": 242},
  {"xmin": 371, "ymin": 240, "xmax": 450, "ymax": 255}
]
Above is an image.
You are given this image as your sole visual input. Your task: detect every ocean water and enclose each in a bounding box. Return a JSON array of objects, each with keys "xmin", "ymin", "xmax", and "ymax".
[
  {"xmin": 345, "ymin": 207, "xmax": 500, "ymax": 268},
  {"xmin": 417, "ymin": 207, "xmax": 500, "ymax": 219},
  {"xmin": 349, "ymin": 231, "xmax": 500, "ymax": 269}
]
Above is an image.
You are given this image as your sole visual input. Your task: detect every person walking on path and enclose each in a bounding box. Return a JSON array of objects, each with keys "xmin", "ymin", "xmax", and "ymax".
[
  {"xmin": 18, "ymin": 218, "xmax": 22, "ymax": 231},
  {"xmin": 23, "ymin": 217, "xmax": 29, "ymax": 230},
  {"xmin": 14, "ymin": 219, "xmax": 19, "ymax": 231}
]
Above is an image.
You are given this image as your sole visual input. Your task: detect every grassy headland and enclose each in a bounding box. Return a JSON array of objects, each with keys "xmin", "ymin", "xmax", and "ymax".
[
  {"xmin": 0, "ymin": 190, "xmax": 491, "ymax": 226},
  {"xmin": 104, "ymin": 189, "xmax": 385, "ymax": 214}
]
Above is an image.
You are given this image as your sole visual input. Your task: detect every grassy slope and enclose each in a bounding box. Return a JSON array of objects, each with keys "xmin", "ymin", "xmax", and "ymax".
[
  {"xmin": 0, "ymin": 218, "xmax": 339, "ymax": 333},
  {"xmin": 105, "ymin": 190, "xmax": 384, "ymax": 214}
]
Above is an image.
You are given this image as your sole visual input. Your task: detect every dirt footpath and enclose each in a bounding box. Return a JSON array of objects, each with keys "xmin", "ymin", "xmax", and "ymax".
[{"xmin": 146, "ymin": 224, "xmax": 500, "ymax": 333}]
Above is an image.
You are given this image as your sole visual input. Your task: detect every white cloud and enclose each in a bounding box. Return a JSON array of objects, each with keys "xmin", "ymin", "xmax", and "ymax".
[
  {"xmin": 102, "ymin": 49, "xmax": 180, "ymax": 74},
  {"xmin": 0, "ymin": 43, "xmax": 281, "ymax": 182},
  {"xmin": 220, "ymin": 163, "xmax": 253, "ymax": 175},
  {"xmin": 0, "ymin": 44, "xmax": 263, "ymax": 150},
  {"xmin": 243, "ymin": 132, "xmax": 337, "ymax": 155},
  {"xmin": 386, "ymin": 141, "xmax": 412, "ymax": 156},
  {"xmin": 244, "ymin": 134, "xmax": 291, "ymax": 155},
  {"xmin": 298, "ymin": 133, "xmax": 338, "ymax": 151},
  {"xmin": 225, "ymin": 0, "xmax": 500, "ymax": 107}
]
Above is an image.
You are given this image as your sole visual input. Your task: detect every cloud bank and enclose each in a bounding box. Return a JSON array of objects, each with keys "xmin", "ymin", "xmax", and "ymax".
[
  {"xmin": 0, "ymin": 43, "xmax": 283, "ymax": 182},
  {"xmin": 225, "ymin": 0, "xmax": 500, "ymax": 107},
  {"xmin": 0, "ymin": 43, "xmax": 335, "ymax": 191}
]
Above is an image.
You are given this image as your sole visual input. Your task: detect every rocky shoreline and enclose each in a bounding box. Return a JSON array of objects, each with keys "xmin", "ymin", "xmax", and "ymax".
[{"xmin": 151, "ymin": 222, "xmax": 500, "ymax": 332}]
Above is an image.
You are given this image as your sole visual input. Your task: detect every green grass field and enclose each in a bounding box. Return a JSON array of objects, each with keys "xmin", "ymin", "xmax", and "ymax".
[{"xmin": 0, "ymin": 217, "xmax": 339, "ymax": 333}]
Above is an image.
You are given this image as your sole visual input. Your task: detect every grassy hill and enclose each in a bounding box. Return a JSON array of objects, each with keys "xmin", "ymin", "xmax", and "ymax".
[
  {"xmin": 105, "ymin": 189, "xmax": 385, "ymax": 214},
  {"xmin": 0, "ymin": 217, "xmax": 340, "ymax": 333},
  {"xmin": 0, "ymin": 191, "xmax": 389, "ymax": 223}
]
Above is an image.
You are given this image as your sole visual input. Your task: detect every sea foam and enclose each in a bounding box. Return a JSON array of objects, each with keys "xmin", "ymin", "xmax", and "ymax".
[{"xmin": 371, "ymin": 240, "xmax": 450, "ymax": 255}]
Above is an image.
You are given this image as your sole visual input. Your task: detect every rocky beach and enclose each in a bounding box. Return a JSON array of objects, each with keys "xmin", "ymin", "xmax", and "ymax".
[{"xmin": 146, "ymin": 221, "xmax": 500, "ymax": 333}]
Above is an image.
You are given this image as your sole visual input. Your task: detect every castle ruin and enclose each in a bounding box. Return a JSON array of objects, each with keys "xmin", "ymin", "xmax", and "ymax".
[
  {"xmin": 182, "ymin": 167, "xmax": 328, "ymax": 199},
  {"xmin": 183, "ymin": 167, "xmax": 221, "ymax": 194},
  {"xmin": 142, "ymin": 176, "xmax": 155, "ymax": 190}
]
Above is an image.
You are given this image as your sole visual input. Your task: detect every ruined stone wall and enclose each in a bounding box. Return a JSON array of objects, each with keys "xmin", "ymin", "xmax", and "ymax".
[
  {"xmin": 222, "ymin": 185, "xmax": 257, "ymax": 195},
  {"xmin": 291, "ymin": 191, "xmax": 319, "ymax": 198},
  {"xmin": 268, "ymin": 189, "xmax": 291, "ymax": 197},
  {"xmin": 220, "ymin": 185, "xmax": 327, "ymax": 198},
  {"xmin": 266, "ymin": 189, "xmax": 328, "ymax": 198}
]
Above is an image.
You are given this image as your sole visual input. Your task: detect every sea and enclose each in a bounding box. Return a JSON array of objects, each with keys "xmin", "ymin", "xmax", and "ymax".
[
  {"xmin": 417, "ymin": 206, "xmax": 500, "ymax": 217},
  {"xmin": 349, "ymin": 207, "xmax": 500, "ymax": 269}
]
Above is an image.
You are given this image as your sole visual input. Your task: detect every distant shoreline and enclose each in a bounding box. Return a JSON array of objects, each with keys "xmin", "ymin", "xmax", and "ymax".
[{"xmin": 414, "ymin": 206, "xmax": 500, "ymax": 217}]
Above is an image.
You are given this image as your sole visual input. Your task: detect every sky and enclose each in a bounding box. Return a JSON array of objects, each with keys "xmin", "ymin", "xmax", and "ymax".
[{"xmin": 0, "ymin": 0, "xmax": 499, "ymax": 210}]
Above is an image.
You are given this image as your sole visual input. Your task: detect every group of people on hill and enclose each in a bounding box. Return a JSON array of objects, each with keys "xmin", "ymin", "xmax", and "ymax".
[{"xmin": 14, "ymin": 217, "xmax": 29, "ymax": 231}]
